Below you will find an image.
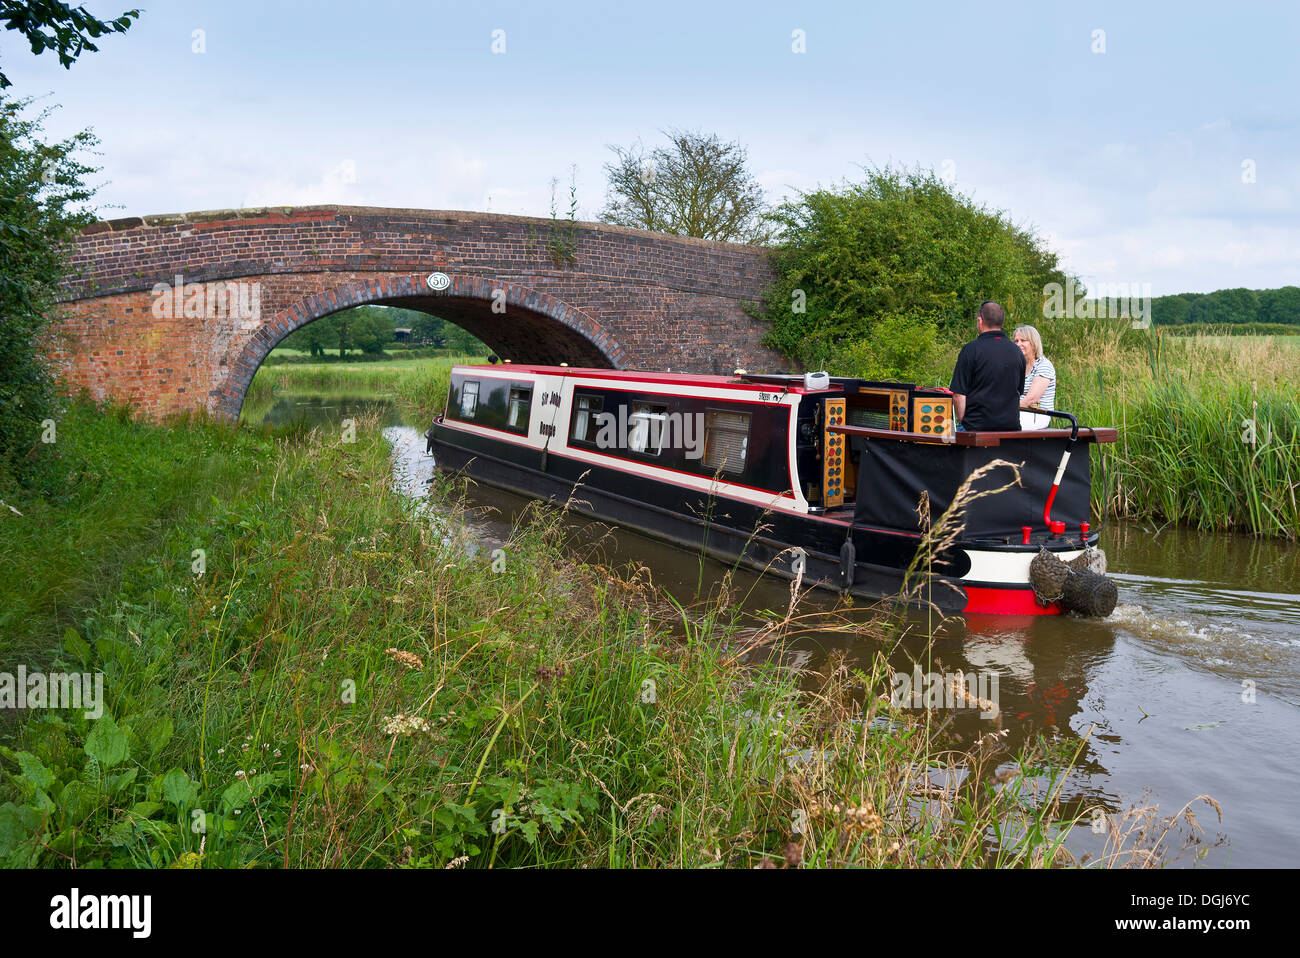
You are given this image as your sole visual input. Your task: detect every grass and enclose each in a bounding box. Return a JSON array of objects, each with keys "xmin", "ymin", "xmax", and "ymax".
[
  {"xmin": 1051, "ymin": 320, "xmax": 1300, "ymax": 539},
  {"xmin": 0, "ymin": 399, "xmax": 1123, "ymax": 869},
  {"xmin": 0, "ymin": 403, "xmax": 273, "ymax": 670},
  {"xmin": 1199, "ymin": 334, "xmax": 1300, "ymax": 348},
  {"xmin": 240, "ymin": 356, "xmax": 456, "ymax": 426}
]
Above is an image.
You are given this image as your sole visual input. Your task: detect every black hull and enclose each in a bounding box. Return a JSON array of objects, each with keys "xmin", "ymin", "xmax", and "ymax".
[{"xmin": 429, "ymin": 426, "xmax": 974, "ymax": 613}]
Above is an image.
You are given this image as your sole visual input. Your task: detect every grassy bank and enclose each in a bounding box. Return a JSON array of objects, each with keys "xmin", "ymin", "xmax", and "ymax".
[
  {"xmin": 0, "ymin": 404, "xmax": 274, "ymax": 669},
  {"xmin": 1, "ymin": 401, "xmax": 1101, "ymax": 868},
  {"xmin": 1052, "ymin": 320, "xmax": 1300, "ymax": 539}
]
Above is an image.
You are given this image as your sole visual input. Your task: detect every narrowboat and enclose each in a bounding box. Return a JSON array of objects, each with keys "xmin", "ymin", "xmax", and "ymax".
[{"xmin": 425, "ymin": 363, "xmax": 1119, "ymax": 616}]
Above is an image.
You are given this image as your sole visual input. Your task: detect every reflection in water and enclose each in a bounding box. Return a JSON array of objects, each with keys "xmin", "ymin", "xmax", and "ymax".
[
  {"xmin": 371, "ymin": 417, "xmax": 1298, "ymax": 867},
  {"xmin": 250, "ymin": 394, "xmax": 406, "ymax": 429}
]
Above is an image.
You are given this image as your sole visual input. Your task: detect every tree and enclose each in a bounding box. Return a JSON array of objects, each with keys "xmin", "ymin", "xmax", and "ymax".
[
  {"xmin": 0, "ymin": 1, "xmax": 139, "ymax": 89},
  {"xmin": 0, "ymin": 95, "xmax": 101, "ymax": 480},
  {"xmin": 349, "ymin": 306, "xmax": 395, "ymax": 355},
  {"xmin": 599, "ymin": 130, "xmax": 772, "ymax": 244},
  {"xmin": 756, "ymin": 165, "xmax": 1072, "ymax": 380},
  {"xmin": 1259, "ymin": 286, "xmax": 1300, "ymax": 326},
  {"xmin": 1152, "ymin": 294, "xmax": 1191, "ymax": 326}
]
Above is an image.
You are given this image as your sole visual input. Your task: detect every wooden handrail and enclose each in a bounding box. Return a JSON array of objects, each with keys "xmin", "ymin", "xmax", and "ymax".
[{"xmin": 828, "ymin": 424, "xmax": 1118, "ymax": 447}]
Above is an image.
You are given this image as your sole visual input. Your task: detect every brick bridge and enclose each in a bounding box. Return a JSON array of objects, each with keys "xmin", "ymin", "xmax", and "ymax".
[{"xmin": 52, "ymin": 205, "xmax": 784, "ymax": 420}]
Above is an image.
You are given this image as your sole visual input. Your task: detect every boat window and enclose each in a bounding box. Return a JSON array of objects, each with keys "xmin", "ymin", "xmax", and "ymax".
[
  {"xmin": 703, "ymin": 409, "xmax": 750, "ymax": 474},
  {"xmin": 570, "ymin": 393, "xmax": 603, "ymax": 444},
  {"xmin": 628, "ymin": 402, "xmax": 668, "ymax": 456},
  {"xmin": 507, "ymin": 386, "xmax": 532, "ymax": 431},
  {"xmin": 459, "ymin": 380, "xmax": 480, "ymax": 419}
]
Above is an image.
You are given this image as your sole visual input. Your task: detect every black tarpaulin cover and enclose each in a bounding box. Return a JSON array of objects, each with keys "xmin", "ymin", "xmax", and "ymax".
[{"xmin": 852, "ymin": 437, "xmax": 1092, "ymax": 539}]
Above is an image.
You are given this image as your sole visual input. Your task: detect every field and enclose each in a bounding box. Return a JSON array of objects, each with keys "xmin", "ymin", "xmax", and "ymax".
[{"xmin": 1199, "ymin": 334, "xmax": 1300, "ymax": 348}]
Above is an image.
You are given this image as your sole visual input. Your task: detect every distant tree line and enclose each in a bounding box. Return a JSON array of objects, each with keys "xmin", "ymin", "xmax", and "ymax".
[
  {"xmin": 278, "ymin": 306, "xmax": 489, "ymax": 357},
  {"xmin": 1152, "ymin": 286, "xmax": 1300, "ymax": 326}
]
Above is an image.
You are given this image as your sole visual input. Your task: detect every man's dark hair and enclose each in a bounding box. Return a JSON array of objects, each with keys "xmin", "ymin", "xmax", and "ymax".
[{"xmin": 978, "ymin": 300, "xmax": 1005, "ymax": 328}]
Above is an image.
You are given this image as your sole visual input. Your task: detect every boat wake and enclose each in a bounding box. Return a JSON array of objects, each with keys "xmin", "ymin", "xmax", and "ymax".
[{"xmin": 1106, "ymin": 571, "xmax": 1300, "ymax": 703}]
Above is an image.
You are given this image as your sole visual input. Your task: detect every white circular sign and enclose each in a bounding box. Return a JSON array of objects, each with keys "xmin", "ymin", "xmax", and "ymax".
[{"xmin": 426, "ymin": 271, "xmax": 451, "ymax": 291}]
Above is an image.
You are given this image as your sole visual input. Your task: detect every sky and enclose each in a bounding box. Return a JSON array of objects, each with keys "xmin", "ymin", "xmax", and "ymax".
[{"xmin": 2, "ymin": 0, "xmax": 1298, "ymax": 296}]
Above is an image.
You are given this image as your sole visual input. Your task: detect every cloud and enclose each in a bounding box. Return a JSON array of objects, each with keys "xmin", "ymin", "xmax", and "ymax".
[
  {"xmin": 1061, "ymin": 219, "xmax": 1300, "ymax": 295},
  {"xmin": 241, "ymin": 159, "xmax": 359, "ymax": 208}
]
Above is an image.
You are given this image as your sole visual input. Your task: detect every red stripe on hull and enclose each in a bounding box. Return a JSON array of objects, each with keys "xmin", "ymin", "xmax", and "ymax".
[{"xmin": 963, "ymin": 586, "xmax": 1062, "ymax": 616}]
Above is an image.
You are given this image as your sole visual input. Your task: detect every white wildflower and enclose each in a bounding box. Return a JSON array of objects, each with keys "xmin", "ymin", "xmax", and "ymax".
[{"xmin": 381, "ymin": 713, "xmax": 431, "ymax": 737}]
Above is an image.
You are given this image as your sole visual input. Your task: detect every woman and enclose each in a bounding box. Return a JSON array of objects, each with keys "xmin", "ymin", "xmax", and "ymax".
[{"xmin": 1012, "ymin": 325, "xmax": 1056, "ymax": 429}]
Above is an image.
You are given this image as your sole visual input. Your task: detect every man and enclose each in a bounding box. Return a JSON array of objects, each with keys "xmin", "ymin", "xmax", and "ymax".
[{"xmin": 949, "ymin": 300, "xmax": 1023, "ymax": 431}]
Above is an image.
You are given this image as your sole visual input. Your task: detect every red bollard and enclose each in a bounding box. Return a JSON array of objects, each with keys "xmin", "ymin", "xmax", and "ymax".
[{"xmin": 1021, "ymin": 525, "xmax": 1032, "ymax": 544}]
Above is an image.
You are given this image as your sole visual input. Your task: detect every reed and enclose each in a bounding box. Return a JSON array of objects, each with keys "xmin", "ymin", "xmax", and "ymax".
[{"xmin": 1050, "ymin": 319, "xmax": 1300, "ymax": 539}]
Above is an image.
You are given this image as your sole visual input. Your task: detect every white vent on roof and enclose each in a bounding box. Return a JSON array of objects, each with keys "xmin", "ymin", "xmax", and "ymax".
[{"xmin": 803, "ymin": 371, "xmax": 830, "ymax": 390}]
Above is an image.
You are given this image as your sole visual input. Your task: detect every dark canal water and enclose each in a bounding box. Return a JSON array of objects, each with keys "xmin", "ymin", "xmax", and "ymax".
[{"xmin": 262, "ymin": 399, "xmax": 1300, "ymax": 867}]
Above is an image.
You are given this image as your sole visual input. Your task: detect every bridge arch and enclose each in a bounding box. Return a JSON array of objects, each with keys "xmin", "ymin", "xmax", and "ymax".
[
  {"xmin": 55, "ymin": 206, "xmax": 786, "ymax": 422},
  {"xmin": 214, "ymin": 273, "xmax": 627, "ymax": 419}
]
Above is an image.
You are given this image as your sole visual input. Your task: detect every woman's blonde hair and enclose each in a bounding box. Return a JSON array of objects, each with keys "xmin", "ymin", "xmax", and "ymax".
[{"xmin": 1013, "ymin": 325, "xmax": 1043, "ymax": 362}]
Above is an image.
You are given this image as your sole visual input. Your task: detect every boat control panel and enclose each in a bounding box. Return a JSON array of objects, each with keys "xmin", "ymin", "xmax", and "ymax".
[
  {"xmin": 912, "ymin": 396, "xmax": 954, "ymax": 438},
  {"xmin": 823, "ymin": 398, "xmax": 846, "ymax": 507},
  {"xmin": 797, "ymin": 378, "xmax": 958, "ymax": 509}
]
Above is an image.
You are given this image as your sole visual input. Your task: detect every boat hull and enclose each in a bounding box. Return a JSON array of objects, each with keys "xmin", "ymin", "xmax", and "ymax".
[{"xmin": 427, "ymin": 421, "xmax": 1082, "ymax": 616}]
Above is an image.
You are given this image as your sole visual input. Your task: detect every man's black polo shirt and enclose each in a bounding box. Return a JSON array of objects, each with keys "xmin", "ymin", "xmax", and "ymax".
[{"xmin": 949, "ymin": 329, "xmax": 1023, "ymax": 431}]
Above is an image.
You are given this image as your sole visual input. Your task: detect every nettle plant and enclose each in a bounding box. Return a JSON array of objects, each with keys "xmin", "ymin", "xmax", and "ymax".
[{"xmin": 0, "ymin": 619, "xmax": 280, "ymax": 868}]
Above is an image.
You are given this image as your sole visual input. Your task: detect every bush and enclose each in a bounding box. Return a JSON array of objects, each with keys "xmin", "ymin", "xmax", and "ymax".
[
  {"xmin": 835, "ymin": 314, "xmax": 956, "ymax": 386},
  {"xmin": 756, "ymin": 165, "xmax": 1070, "ymax": 378},
  {"xmin": 0, "ymin": 96, "xmax": 100, "ymax": 483}
]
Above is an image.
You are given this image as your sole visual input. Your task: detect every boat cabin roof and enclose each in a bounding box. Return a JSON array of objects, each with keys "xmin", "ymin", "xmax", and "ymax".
[{"xmin": 454, "ymin": 364, "xmax": 883, "ymax": 396}]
